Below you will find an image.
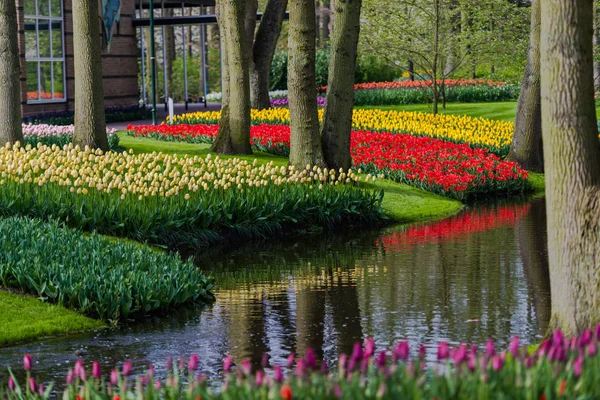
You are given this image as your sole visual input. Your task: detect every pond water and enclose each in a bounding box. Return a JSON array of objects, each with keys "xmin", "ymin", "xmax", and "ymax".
[{"xmin": 0, "ymin": 198, "xmax": 551, "ymax": 385}]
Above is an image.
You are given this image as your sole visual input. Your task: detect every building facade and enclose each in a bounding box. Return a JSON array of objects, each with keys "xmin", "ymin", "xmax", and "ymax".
[{"xmin": 16, "ymin": 0, "xmax": 140, "ymax": 117}]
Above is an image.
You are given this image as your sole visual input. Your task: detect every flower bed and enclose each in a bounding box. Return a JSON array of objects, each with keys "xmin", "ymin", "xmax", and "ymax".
[
  {"xmin": 0, "ymin": 143, "xmax": 383, "ymax": 248},
  {"xmin": 21, "ymin": 124, "xmax": 120, "ymax": 149},
  {"xmin": 0, "ymin": 216, "xmax": 213, "ymax": 320},
  {"xmin": 128, "ymin": 123, "xmax": 528, "ymax": 200},
  {"xmin": 4, "ymin": 327, "xmax": 600, "ymax": 399},
  {"xmin": 319, "ymin": 79, "xmax": 510, "ymax": 92},
  {"xmin": 167, "ymin": 108, "xmax": 515, "ymax": 157}
]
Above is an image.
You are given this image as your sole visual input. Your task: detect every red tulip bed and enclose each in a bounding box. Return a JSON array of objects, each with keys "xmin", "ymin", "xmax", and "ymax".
[{"xmin": 127, "ymin": 124, "xmax": 529, "ymax": 200}]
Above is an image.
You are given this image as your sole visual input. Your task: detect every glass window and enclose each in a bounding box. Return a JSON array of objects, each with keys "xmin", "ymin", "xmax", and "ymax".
[{"xmin": 24, "ymin": 0, "xmax": 66, "ymax": 103}]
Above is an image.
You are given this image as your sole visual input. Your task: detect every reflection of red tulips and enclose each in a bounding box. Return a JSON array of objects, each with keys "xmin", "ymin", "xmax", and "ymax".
[
  {"xmin": 380, "ymin": 203, "xmax": 532, "ymax": 250},
  {"xmin": 127, "ymin": 123, "xmax": 528, "ymax": 199},
  {"xmin": 317, "ymin": 79, "xmax": 507, "ymax": 93}
]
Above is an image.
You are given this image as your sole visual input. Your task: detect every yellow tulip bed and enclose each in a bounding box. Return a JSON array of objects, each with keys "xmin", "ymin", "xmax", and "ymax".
[
  {"xmin": 168, "ymin": 108, "xmax": 514, "ymax": 156},
  {"xmin": 0, "ymin": 143, "xmax": 383, "ymax": 248}
]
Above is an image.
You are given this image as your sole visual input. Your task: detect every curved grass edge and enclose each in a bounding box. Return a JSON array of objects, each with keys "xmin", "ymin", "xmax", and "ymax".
[
  {"xmin": 117, "ymin": 132, "xmax": 464, "ymax": 224},
  {"xmin": 0, "ymin": 290, "xmax": 104, "ymax": 347}
]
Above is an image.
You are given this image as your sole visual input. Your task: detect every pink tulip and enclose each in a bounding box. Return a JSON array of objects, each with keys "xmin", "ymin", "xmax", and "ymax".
[
  {"xmin": 188, "ymin": 354, "xmax": 199, "ymax": 371},
  {"xmin": 122, "ymin": 361, "xmax": 132, "ymax": 376},
  {"xmin": 255, "ymin": 370, "xmax": 263, "ymax": 386},
  {"xmin": 365, "ymin": 338, "xmax": 376, "ymax": 358},
  {"xmin": 305, "ymin": 349, "xmax": 317, "ymax": 370},
  {"xmin": 92, "ymin": 361, "xmax": 101, "ymax": 379},
  {"xmin": 8, "ymin": 376, "xmax": 15, "ymax": 391},
  {"xmin": 240, "ymin": 360, "xmax": 252, "ymax": 375},
  {"xmin": 574, "ymin": 355, "xmax": 584, "ymax": 377},
  {"xmin": 437, "ymin": 342, "xmax": 449, "ymax": 360},
  {"xmin": 110, "ymin": 369, "xmax": 119, "ymax": 385},
  {"xmin": 418, "ymin": 345, "xmax": 426, "ymax": 361},
  {"xmin": 588, "ymin": 342, "xmax": 597, "ymax": 357},
  {"xmin": 29, "ymin": 377, "xmax": 36, "ymax": 393},
  {"xmin": 485, "ymin": 339, "xmax": 495, "ymax": 357},
  {"xmin": 492, "ymin": 355, "xmax": 504, "ymax": 371},
  {"xmin": 155, "ymin": 380, "xmax": 162, "ymax": 390},
  {"xmin": 376, "ymin": 351, "xmax": 387, "ymax": 369},
  {"xmin": 66, "ymin": 369, "xmax": 74, "ymax": 385},
  {"xmin": 394, "ymin": 341, "xmax": 409, "ymax": 361},
  {"xmin": 286, "ymin": 353, "xmax": 295, "ymax": 367},
  {"xmin": 273, "ymin": 365, "xmax": 284, "ymax": 383},
  {"xmin": 23, "ymin": 354, "xmax": 32, "ymax": 371},
  {"xmin": 223, "ymin": 355, "xmax": 233, "ymax": 372},
  {"xmin": 261, "ymin": 353, "xmax": 270, "ymax": 368},
  {"xmin": 509, "ymin": 336, "xmax": 520, "ymax": 358}
]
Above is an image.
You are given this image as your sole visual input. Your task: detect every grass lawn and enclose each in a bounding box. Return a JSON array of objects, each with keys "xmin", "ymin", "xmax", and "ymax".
[
  {"xmin": 118, "ymin": 132, "xmax": 464, "ymax": 223},
  {"xmin": 358, "ymin": 102, "xmax": 600, "ymax": 122},
  {"xmin": 0, "ymin": 290, "xmax": 103, "ymax": 346}
]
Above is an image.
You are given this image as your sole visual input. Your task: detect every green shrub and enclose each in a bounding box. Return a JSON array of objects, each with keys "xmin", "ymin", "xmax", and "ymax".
[
  {"xmin": 0, "ymin": 216, "xmax": 213, "ymax": 320},
  {"xmin": 23, "ymin": 134, "xmax": 120, "ymax": 150}
]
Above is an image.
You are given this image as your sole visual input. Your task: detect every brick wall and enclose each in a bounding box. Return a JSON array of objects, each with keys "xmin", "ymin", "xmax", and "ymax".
[{"xmin": 17, "ymin": 0, "xmax": 140, "ymax": 117}]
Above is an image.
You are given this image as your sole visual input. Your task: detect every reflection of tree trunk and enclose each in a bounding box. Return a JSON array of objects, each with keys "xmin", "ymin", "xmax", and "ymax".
[
  {"xmin": 295, "ymin": 289, "xmax": 326, "ymax": 360},
  {"xmin": 228, "ymin": 295, "xmax": 269, "ymax": 365},
  {"xmin": 319, "ymin": 2, "xmax": 330, "ymax": 46},
  {"xmin": 270, "ymin": 289, "xmax": 297, "ymax": 354},
  {"xmin": 517, "ymin": 199, "xmax": 551, "ymax": 332},
  {"xmin": 328, "ymin": 271, "xmax": 363, "ymax": 356}
]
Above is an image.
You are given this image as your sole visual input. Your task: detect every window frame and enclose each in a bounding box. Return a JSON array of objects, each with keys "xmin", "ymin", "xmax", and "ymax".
[{"xmin": 24, "ymin": 0, "xmax": 67, "ymax": 104}]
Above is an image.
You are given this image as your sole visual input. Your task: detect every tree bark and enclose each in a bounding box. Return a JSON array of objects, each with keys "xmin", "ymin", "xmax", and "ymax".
[
  {"xmin": 507, "ymin": 0, "xmax": 543, "ymax": 173},
  {"xmin": 541, "ymin": 0, "xmax": 600, "ymax": 336},
  {"xmin": 594, "ymin": 2, "xmax": 600, "ymax": 88},
  {"xmin": 211, "ymin": 0, "xmax": 252, "ymax": 155},
  {"xmin": 288, "ymin": 0, "xmax": 325, "ymax": 168},
  {"xmin": 431, "ymin": 0, "xmax": 440, "ymax": 115},
  {"xmin": 321, "ymin": 0, "xmax": 362, "ymax": 171},
  {"xmin": 72, "ymin": 0, "xmax": 108, "ymax": 150},
  {"xmin": 319, "ymin": 2, "xmax": 330, "ymax": 46},
  {"xmin": 408, "ymin": 59, "xmax": 415, "ymax": 81},
  {"xmin": 250, "ymin": 0, "xmax": 288, "ymax": 109},
  {"xmin": 0, "ymin": 0, "xmax": 24, "ymax": 146}
]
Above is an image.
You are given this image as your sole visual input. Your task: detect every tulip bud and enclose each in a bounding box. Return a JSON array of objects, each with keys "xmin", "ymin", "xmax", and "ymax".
[
  {"xmin": 122, "ymin": 361, "xmax": 132, "ymax": 376},
  {"xmin": 364, "ymin": 338, "xmax": 376, "ymax": 359},
  {"xmin": 110, "ymin": 369, "xmax": 119, "ymax": 385},
  {"xmin": 92, "ymin": 361, "xmax": 101, "ymax": 379},
  {"xmin": 255, "ymin": 370, "xmax": 263, "ymax": 386},
  {"xmin": 286, "ymin": 353, "xmax": 295, "ymax": 368},
  {"xmin": 509, "ymin": 336, "xmax": 520, "ymax": 358},
  {"xmin": 23, "ymin": 354, "xmax": 32, "ymax": 371},
  {"xmin": 485, "ymin": 339, "xmax": 495, "ymax": 357},
  {"xmin": 273, "ymin": 366, "xmax": 284, "ymax": 383},
  {"xmin": 8, "ymin": 376, "xmax": 15, "ymax": 391},
  {"xmin": 29, "ymin": 377, "xmax": 36, "ymax": 393},
  {"xmin": 437, "ymin": 342, "xmax": 449, "ymax": 361},
  {"xmin": 223, "ymin": 355, "xmax": 233, "ymax": 372},
  {"xmin": 492, "ymin": 355, "xmax": 504, "ymax": 371},
  {"xmin": 188, "ymin": 355, "xmax": 199, "ymax": 371}
]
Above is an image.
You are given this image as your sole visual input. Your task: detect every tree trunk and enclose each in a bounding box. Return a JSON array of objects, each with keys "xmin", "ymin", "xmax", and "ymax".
[
  {"xmin": 0, "ymin": 0, "xmax": 24, "ymax": 146},
  {"xmin": 316, "ymin": 1, "xmax": 321, "ymax": 47},
  {"xmin": 186, "ymin": 8, "xmax": 193, "ymax": 58},
  {"xmin": 408, "ymin": 59, "xmax": 415, "ymax": 81},
  {"xmin": 507, "ymin": 0, "xmax": 543, "ymax": 173},
  {"xmin": 288, "ymin": 0, "xmax": 325, "ymax": 168},
  {"xmin": 594, "ymin": 2, "xmax": 600, "ymax": 89},
  {"xmin": 164, "ymin": 8, "xmax": 176, "ymax": 100},
  {"xmin": 251, "ymin": 0, "xmax": 288, "ymax": 109},
  {"xmin": 431, "ymin": 0, "xmax": 440, "ymax": 115},
  {"xmin": 212, "ymin": 0, "xmax": 252, "ymax": 155},
  {"xmin": 72, "ymin": 0, "xmax": 108, "ymax": 150},
  {"xmin": 320, "ymin": 2, "xmax": 330, "ymax": 46},
  {"xmin": 541, "ymin": 0, "xmax": 600, "ymax": 336},
  {"xmin": 321, "ymin": 0, "xmax": 362, "ymax": 171}
]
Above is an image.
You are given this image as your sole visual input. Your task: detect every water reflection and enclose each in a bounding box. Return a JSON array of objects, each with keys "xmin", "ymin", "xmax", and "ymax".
[{"xmin": 0, "ymin": 199, "xmax": 550, "ymax": 385}]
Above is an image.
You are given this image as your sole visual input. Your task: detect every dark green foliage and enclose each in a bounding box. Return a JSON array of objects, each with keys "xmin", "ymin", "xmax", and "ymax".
[
  {"xmin": 0, "ymin": 216, "xmax": 213, "ymax": 320},
  {"xmin": 23, "ymin": 134, "xmax": 120, "ymax": 149},
  {"xmin": 353, "ymin": 84, "xmax": 520, "ymax": 106}
]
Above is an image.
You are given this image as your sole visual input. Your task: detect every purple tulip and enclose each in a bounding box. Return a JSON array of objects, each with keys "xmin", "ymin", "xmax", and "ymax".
[
  {"xmin": 8, "ymin": 376, "xmax": 15, "ymax": 391},
  {"xmin": 525, "ymin": 356, "xmax": 535, "ymax": 369},
  {"xmin": 188, "ymin": 354, "xmax": 199, "ymax": 371},
  {"xmin": 364, "ymin": 338, "xmax": 376, "ymax": 358},
  {"xmin": 588, "ymin": 342, "xmax": 597, "ymax": 357},
  {"xmin": 261, "ymin": 353, "xmax": 270, "ymax": 368},
  {"xmin": 574, "ymin": 355, "xmax": 584, "ymax": 377},
  {"xmin": 452, "ymin": 344, "xmax": 467, "ymax": 365},
  {"xmin": 394, "ymin": 341, "xmax": 409, "ymax": 361},
  {"xmin": 553, "ymin": 330, "xmax": 565, "ymax": 347},
  {"xmin": 92, "ymin": 361, "xmax": 101, "ymax": 379},
  {"xmin": 223, "ymin": 355, "xmax": 233, "ymax": 372},
  {"xmin": 580, "ymin": 329, "xmax": 593, "ymax": 347},
  {"xmin": 122, "ymin": 361, "xmax": 132, "ymax": 376},
  {"xmin": 437, "ymin": 342, "xmax": 449, "ymax": 360},
  {"xmin": 351, "ymin": 342, "xmax": 364, "ymax": 362},
  {"xmin": 305, "ymin": 349, "xmax": 317, "ymax": 370},
  {"xmin": 255, "ymin": 370, "xmax": 263, "ymax": 386},
  {"xmin": 492, "ymin": 355, "xmax": 504, "ymax": 371},
  {"xmin": 29, "ymin": 377, "xmax": 36, "ymax": 393},
  {"xmin": 110, "ymin": 369, "xmax": 119, "ymax": 385},
  {"xmin": 485, "ymin": 339, "xmax": 495, "ymax": 357},
  {"xmin": 509, "ymin": 336, "xmax": 520, "ymax": 358},
  {"xmin": 23, "ymin": 354, "xmax": 32, "ymax": 371},
  {"xmin": 595, "ymin": 323, "xmax": 600, "ymax": 340},
  {"xmin": 418, "ymin": 345, "xmax": 426, "ymax": 361},
  {"xmin": 375, "ymin": 351, "xmax": 387, "ymax": 369},
  {"xmin": 274, "ymin": 366, "xmax": 284, "ymax": 383},
  {"xmin": 286, "ymin": 353, "xmax": 295, "ymax": 367}
]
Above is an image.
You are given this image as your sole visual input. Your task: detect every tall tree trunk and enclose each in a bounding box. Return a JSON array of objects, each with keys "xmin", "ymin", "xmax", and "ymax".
[
  {"xmin": 541, "ymin": 0, "xmax": 600, "ymax": 336},
  {"xmin": 72, "ymin": 0, "xmax": 108, "ymax": 150},
  {"xmin": 212, "ymin": 0, "xmax": 252, "ymax": 155},
  {"xmin": 0, "ymin": 0, "xmax": 24, "ymax": 146},
  {"xmin": 594, "ymin": 2, "xmax": 600, "ymax": 88},
  {"xmin": 321, "ymin": 0, "xmax": 362, "ymax": 171},
  {"xmin": 164, "ymin": 8, "xmax": 176, "ymax": 100},
  {"xmin": 431, "ymin": 0, "xmax": 440, "ymax": 115},
  {"xmin": 288, "ymin": 0, "xmax": 325, "ymax": 168},
  {"xmin": 408, "ymin": 59, "xmax": 415, "ymax": 81},
  {"xmin": 320, "ymin": 2, "xmax": 330, "ymax": 46},
  {"xmin": 507, "ymin": 0, "xmax": 543, "ymax": 173},
  {"xmin": 251, "ymin": 0, "xmax": 288, "ymax": 109}
]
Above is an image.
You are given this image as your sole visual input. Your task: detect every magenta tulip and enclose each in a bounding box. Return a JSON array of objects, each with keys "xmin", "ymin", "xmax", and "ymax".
[
  {"xmin": 286, "ymin": 353, "xmax": 295, "ymax": 367},
  {"xmin": 23, "ymin": 354, "xmax": 32, "ymax": 371},
  {"xmin": 574, "ymin": 355, "xmax": 584, "ymax": 378},
  {"xmin": 223, "ymin": 355, "xmax": 233, "ymax": 372},
  {"xmin": 110, "ymin": 369, "xmax": 119, "ymax": 385},
  {"xmin": 485, "ymin": 339, "xmax": 495, "ymax": 357},
  {"xmin": 29, "ymin": 377, "xmax": 36, "ymax": 393},
  {"xmin": 8, "ymin": 376, "xmax": 15, "ymax": 391},
  {"xmin": 188, "ymin": 354, "xmax": 199, "ymax": 371},
  {"xmin": 274, "ymin": 365, "xmax": 284, "ymax": 383},
  {"xmin": 509, "ymin": 336, "xmax": 520, "ymax": 358},
  {"xmin": 92, "ymin": 361, "xmax": 101, "ymax": 379},
  {"xmin": 492, "ymin": 355, "xmax": 504, "ymax": 371},
  {"xmin": 122, "ymin": 361, "xmax": 132, "ymax": 376},
  {"xmin": 255, "ymin": 370, "xmax": 263, "ymax": 386},
  {"xmin": 365, "ymin": 338, "xmax": 376, "ymax": 358},
  {"xmin": 394, "ymin": 341, "xmax": 409, "ymax": 361}
]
